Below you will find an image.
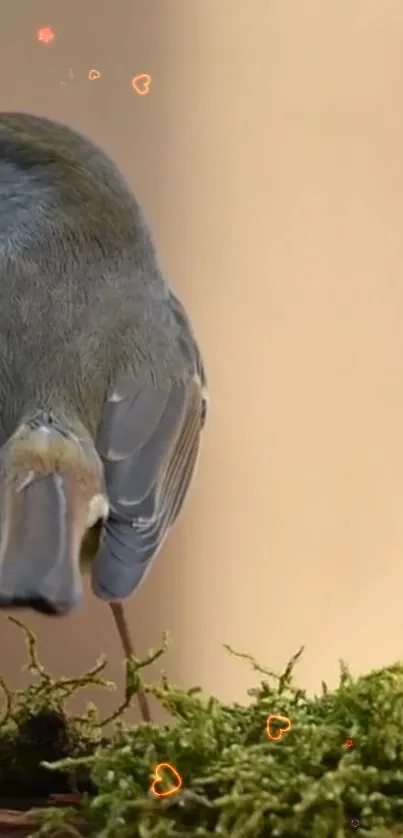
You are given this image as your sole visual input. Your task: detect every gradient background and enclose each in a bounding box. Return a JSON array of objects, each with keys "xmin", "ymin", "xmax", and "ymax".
[{"xmin": 1, "ymin": 0, "xmax": 403, "ymax": 722}]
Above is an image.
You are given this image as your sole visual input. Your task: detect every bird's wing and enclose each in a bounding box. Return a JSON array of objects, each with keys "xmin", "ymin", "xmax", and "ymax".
[{"xmin": 91, "ymin": 372, "xmax": 205, "ymax": 601}]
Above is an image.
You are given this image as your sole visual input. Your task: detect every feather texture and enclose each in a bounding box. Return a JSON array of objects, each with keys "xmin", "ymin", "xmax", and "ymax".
[{"xmin": 91, "ymin": 376, "xmax": 204, "ymax": 600}]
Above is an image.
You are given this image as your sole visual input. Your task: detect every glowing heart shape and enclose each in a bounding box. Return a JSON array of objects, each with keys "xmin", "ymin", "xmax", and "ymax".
[
  {"xmin": 150, "ymin": 762, "xmax": 183, "ymax": 797},
  {"xmin": 131, "ymin": 73, "xmax": 152, "ymax": 96},
  {"xmin": 88, "ymin": 69, "xmax": 101, "ymax": 80},
  {"xmin": 266, "ymin": 714, "xmax": 292, "ymax": 741}
]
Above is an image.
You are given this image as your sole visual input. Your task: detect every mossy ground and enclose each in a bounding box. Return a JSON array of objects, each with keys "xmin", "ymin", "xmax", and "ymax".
[{"xmin": 1, "ymin": 618, "xmax": 403, "ymax": 837}]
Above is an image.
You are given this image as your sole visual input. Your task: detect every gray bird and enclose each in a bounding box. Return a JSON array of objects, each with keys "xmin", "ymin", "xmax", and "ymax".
[{"xmin": 0, "ymin": 112, "xmax": 207, "ymax": 722}]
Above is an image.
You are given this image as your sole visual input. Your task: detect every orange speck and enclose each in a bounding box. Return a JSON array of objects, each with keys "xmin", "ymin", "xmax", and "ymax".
[{"xmin": 36, "ymin": 27, "xmax": 55, "ymax": 45}]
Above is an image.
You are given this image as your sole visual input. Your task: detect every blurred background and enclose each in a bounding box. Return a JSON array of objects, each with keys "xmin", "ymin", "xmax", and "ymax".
[{"xmin": 2, "ymin": 0, "xmax": 403, "ymax": 722}]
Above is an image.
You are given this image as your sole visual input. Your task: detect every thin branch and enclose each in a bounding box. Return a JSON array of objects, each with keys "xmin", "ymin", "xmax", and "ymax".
[
  {"xmin": 223, "ymin": 644, "xmax": 282, "ymax": 681},
  {"xmin": 8, "ymin": 615, "xmax": 53, "ymax": 685},
  {"xmin": 0, "ymin": 675, "xmax": 13, "ymax": 725}
]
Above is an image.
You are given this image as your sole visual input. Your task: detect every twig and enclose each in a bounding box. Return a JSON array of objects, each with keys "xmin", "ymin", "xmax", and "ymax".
[
  {"xmin": 0, "ymin": 675, "xmax": 13, "ymax": 725},
  {"xmin": 278, "ymin": 646, "xmax": 305, "ymax": 693},
  {"xmin": 8, "ymin": 615, "xmax": 53, "ymax": 684},
  {"xmin": 98, "ymin": 635, "xmax": 169, "ymax": 728}
]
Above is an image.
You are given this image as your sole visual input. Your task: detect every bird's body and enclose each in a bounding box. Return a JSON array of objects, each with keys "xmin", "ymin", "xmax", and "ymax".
[
  {"xmin": 0, "ymin": 114, "xmax": 205, "ymax": 433},
  {"xmin": 0, "ymin": 113, "xmax": 207, "ymax": 716}
]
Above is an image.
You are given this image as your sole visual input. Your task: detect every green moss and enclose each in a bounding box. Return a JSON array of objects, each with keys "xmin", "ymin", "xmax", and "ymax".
[
  {"xmin": 0, "ymin": 617, "xmax": 112, "ymax": 800},
  {"xmin": 2, "ymin": 618, "xmax": 403, "ymax": 836}
]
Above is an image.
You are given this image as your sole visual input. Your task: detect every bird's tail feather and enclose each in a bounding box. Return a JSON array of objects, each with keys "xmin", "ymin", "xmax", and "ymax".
[{"xmin": 0, "ymin": 419, "xmax": 107, "ymax": 614}]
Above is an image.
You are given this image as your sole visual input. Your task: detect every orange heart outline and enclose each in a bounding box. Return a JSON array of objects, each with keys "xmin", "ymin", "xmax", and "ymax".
[
  {"xmin": 131, "ymin": 73, "xmax": 152, "ymax": 96},
  {"xmin": 150, "ymin": 762, "xmax": 183, "ymax": 798},
  {"xmin": 266, "ymin": 714, "xmax": 292, "ymax": 741},
  {"xmin": 88, "ymin": 69, "xmax": 101, "ymax": 80}
]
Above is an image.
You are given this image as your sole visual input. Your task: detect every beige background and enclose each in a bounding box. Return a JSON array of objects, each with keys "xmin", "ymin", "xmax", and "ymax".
[{"xmin": 1, "ymin": 0, "xmax": 403, "ymax": 721}]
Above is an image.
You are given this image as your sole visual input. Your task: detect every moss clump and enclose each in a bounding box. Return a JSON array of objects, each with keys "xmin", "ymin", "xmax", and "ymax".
[
  {"xmin": 2, "ymin": 620, "xmax": 403, "ymax": 836},
  {"xmin": 0, "ymin": 617, "xmax": 112, "ymax": 800}
]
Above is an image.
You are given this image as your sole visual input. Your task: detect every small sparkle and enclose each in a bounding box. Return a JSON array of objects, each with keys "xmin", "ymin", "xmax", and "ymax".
[
  {"xmin": 36, "ymin": 26, "xmax": 55, "ymax": 45},
  {"xmin": 60, "ymin": 69, "xmax": 74, "ymax": 87}
]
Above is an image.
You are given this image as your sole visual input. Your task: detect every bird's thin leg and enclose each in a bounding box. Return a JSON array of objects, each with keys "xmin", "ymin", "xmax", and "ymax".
[{"xmin": 109, "ymin": 601, "xmax": 152, "ymax": 722}]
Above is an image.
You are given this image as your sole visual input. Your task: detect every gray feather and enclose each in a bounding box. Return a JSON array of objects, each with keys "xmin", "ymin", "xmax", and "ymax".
[
  {"xmin": 97, "ymin": 384, "xmax": 170, "ymax": 461},
  {"xmin": 91, "ymin": 379, "xmax": 202, "ymax": 600}
]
